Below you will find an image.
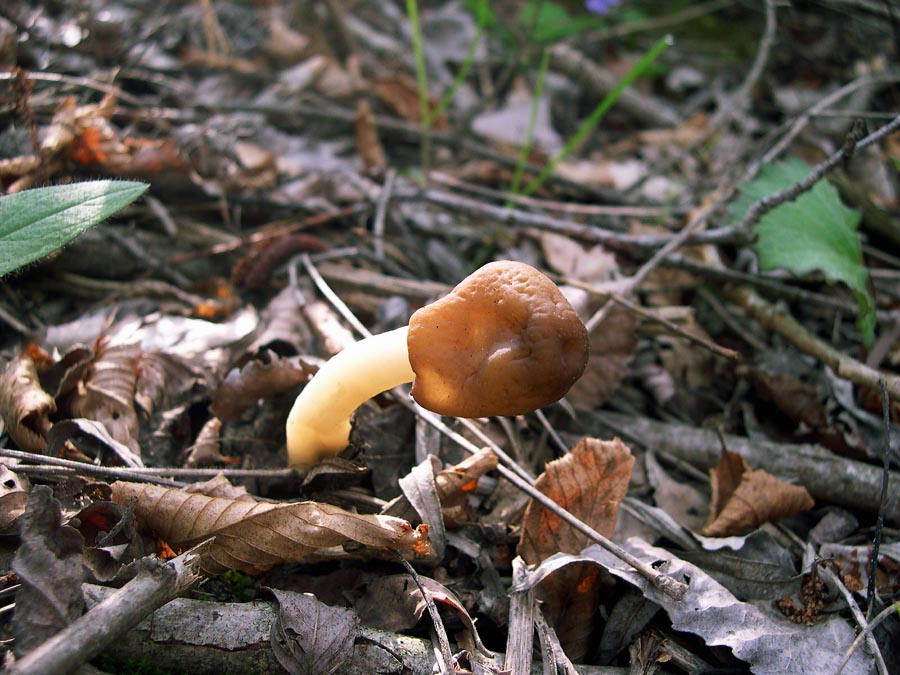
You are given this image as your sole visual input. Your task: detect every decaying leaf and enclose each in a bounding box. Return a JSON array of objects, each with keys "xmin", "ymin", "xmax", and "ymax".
[
  {"xmin": 269, "ymin": 588, "xmax": 359, "ymax": 675},
  {"xmin": 0, "ymin": 464, "xmax": 28, "ymax": 532},
  {"xmin": 373, "ymin": 75, "xmax": 448, "ymax": 131},
  {"xmin": 541, "ymin": 232, "xmax": 620, "ymax": 285},
  {"xmin": 566, "ymin": 304, "xmax": 636, "ymax": 410},
  {"xmin": 11, "ymin": 486, "xmax": 85, "ymax": 657},
  {"xmin": 702, "ymin": 450, "xmax": 814, "ymax": 537},
  {"xmin": 210, "ymin": 355, "xmax": 313, "ymax": 421},
  {"xmin": 182, "ymin": 417, "xmax": 227, "ymax": 467},
  {"xmin": 515, "ymin": 539, "xmax": 873, "ymax": 675},
  {"xmin": 519, "ymin": 437, "xmax": 634, "ymax": 660},
  {"xmin": 183, "ymin": 472, "xmax": 255, "ymax": 501},
  {"xmin": 354, "ymin": 99, "xmax": 386, "ymax": 174},
  {"xmin": 353, "ymin": 573, "xmax": 482, "ymax": 642},
  {"xmin": 111, "ymin": 481, "xmax": 431, "ymax": 574},
  {"xmin": 66, "ymin": 341, "xmax": 142, "ymax": 454},
  {"xmin": 433, "ymin": 447, "xmax": 498, "ymax": 526},
  {"xmin": 45, "ymin": 418, "xmax": 144, "ymax": 468},
  {"xmin": 740, "ymin": 365, "xmax": 826, "ymax": 429},
  {"xmin": 0, "ymin": 351, "xmax": 56, "ymax": 453}
]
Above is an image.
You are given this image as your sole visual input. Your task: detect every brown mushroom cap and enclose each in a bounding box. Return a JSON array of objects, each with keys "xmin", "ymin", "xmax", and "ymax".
[{"xmin": 407, "ymin": 261, "xmax": 589, "ymax": 417}]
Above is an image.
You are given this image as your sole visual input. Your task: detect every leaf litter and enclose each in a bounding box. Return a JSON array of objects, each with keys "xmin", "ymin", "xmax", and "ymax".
[{"xmin": 1, "ymin": 0, "xmax": 899, "ymax": 673}]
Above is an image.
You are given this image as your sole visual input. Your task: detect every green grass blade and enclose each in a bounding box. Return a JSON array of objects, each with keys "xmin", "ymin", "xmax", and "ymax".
[
  {"xmin": 405, "ymin": 0, "xmax": 432, "ymax": 174},
  {"xmin": 508, "ymin": 48, "xmax": 552, "ymax": 198},
  {"xmin": 426, "ymin": 0, "xmax": 489, "ymax": 127},
  {"xmin": 521, "ymin": 34, "xmax": 673, "ymax": 197},
  {"xmin": 0, "ymin": 180, "xmax": 149, "ymax": 276}
]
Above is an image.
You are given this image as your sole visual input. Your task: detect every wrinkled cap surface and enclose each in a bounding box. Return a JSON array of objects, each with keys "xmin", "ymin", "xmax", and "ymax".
[{"xmin": 407, "ymin": 261, "xmax": 589, "ymax": 417}]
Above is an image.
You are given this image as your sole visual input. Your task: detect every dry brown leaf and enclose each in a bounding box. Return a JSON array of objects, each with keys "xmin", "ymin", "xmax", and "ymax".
[
  {"xmin": 382, "ymin": 447, "xmax": 498, "ymax": 527},
  {"xmin": 519, "ymin": 437, "xmax": 634, "ymax": 661},
  {"xmin": 703, "ymin": 450, "xmax": 815, "ymax": 537},
  {"xmin": 373, "ymin": 75, "xmax": 449, "ymax": 131},
  {"xmin": 183, "ymin": 418, "xmax": 229, "ymax": 468},
  {"xmin": 354, "ymin": 99, "xmax": 386, "ymax": 174},
  {"xmin": 210, "ymin": 356, "xmax": 313, "ymax": 421},
  {"xmin": 111, "ymin": 481, "xmax": 431, "ymax": 575},
  {"xmin": 740, "ymin": 365, "xmax": 826, "ymax": 429},
  {"xmin": 566, "ymin": 303, "xmax": 636, "ymax": 410},
  {"xmin": 541, "ymin": 232, "xmax": 620, "ymax": 285},
  {"xmin": 183, "ymin": 472, "xmax": 255, "ymax": 501},
  {"xmin": 0, "ymin": 351, "xmax": 57, "ymax": 453},
  {"xmin": 708, "ymin": 449, "xmax": 747, "ymax": 521},
  {"xmin": 67, "ymin": 341, "xmax": 141, "ymax": 453}
]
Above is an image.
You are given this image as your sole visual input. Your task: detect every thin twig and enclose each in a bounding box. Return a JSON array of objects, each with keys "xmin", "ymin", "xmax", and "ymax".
[
  {"xmin": 0, "ymin": 448, "xmax": 184, "ymax": 487},
  {"xmin": 394, "ymin": 554, "xmax": 455, "ymax": 675},
  {"xmin": 819, "ymin": 565, "xmax": 888, "ymax": 675},
  {"xmin": 867, "ymin": 380, "xmax": 891, "ymax": 619},
  {"xmin": 729, "ymin": 286, "xmax": 900, "ymax": 400},
  {"xmin": 372, "ymin": 169, "xmax": 397, "ymax": 262},
  {"xmin": 6, "ymin": 546, "xmax": 207, "ymax": 675},
  {"xmin": 733, "ymin": 113, "xmax": 900, "ymax": 236},
  {"xmin": 834, "ymin": 601, "xmax": 900, "ymax": 675}
]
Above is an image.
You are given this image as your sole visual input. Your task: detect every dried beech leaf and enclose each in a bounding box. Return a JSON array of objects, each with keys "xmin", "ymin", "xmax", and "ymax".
[
  {"xmin": 541, "ymin": 232, "xmax": 620, "ymax": 285},
  {"xmin": 210, "ymin": 357, "xmax": 311, "ymax": 421},
  {"xmin": 373, "ymin": 75, "xmax": 448, "ymax": 130},
  {"xmin": 354, "ymin": 573, "xmax": 482, "ymax": 640},
  {"xmin": 269, "ymin": 588, "xmax": 359, "ymax": 675},
  {"xmin": 12, "ymin": 486, "xmax": 85, "ymax": 656},
  {"xmin": 741, "ymin": 365, "xmax": 826, "ymax": 428},
  {"xmin": 519, "ymin": 437, "xmax": 634, "ymax": 660},
  {"xmin": 45, "ymin": 418, "xmax": 144, "ymax": 468},
  {"xmin": 183, "ymin": 472, "xmax": 255, "ymax": 501},
  {"xmin": 67, "ymin": 341, "xmax": 141, "ymax": 453},
  {"xmin": 183, "ymin": 417, "xmax": 227, "ymax": 468},
  {"xmin": 708, "ymin": 450, "xmax": 748, "ymax": 521},
  {"xmin": 0, "ymin": 351, "xmax": 56, "ymax": 453},
  {"xmin": 0, "ymin": 464, "xmax": 28, "ymax": 531},
  {"xmin": 566, "ymin": 304, "xmax": 635, "ymax": 410},
  {"xmin": 110, "ymin": 481, "xmax": 430, "ymax": 574},
  {"xmin": 703, "ymin": 456, "xmax": 815, "ymax": 537},
  {"xmin": 520, "ymin": 438, "xmax": 634, "ymax": 560},
  {"xmin": 382, "ymin": 449, "xmax": 497, "ymax": 526}
]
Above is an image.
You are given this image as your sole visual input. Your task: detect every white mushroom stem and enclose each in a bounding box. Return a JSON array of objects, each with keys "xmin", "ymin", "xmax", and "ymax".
[{"xmin": 286, "ymin": 326, "xmax": 415, "ymax": 467}]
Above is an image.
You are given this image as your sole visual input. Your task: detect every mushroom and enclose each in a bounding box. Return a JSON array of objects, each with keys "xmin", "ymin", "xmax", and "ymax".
[{"xmin": 286, "ymin": 261, "xmax": 589, "ymax": 467}]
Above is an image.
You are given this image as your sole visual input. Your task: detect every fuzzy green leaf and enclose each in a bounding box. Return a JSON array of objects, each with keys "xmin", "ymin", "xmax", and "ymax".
[
  {"xmin": 729, "ymin": 157, "xmax": 874, "ymax": 346},
  {"xmin": 0, "ymin": 181, "xmax": 148, "ymax": 277}
]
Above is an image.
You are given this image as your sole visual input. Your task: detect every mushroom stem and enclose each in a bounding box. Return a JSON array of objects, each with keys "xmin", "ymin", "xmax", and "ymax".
[{"xmin": 286, "ymin": 326, "xmax": 415, "ymax": 467}]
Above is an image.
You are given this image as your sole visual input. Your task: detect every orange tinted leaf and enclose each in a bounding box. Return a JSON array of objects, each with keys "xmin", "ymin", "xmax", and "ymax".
[
  {"xmin": 703, "ymin": 460, "xmax": 815, "ymax": 537},
  {"xmin": 111, "ymin": 481, "xmax": 431, "ymax": 574},
  {"xmin": 519, "ymin": 437, "xmax": 634, "ymax": 660}
]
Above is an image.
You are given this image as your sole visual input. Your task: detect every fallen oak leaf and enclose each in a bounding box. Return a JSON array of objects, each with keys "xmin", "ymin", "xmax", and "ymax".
[
  {"xmin": 702, "ymin": 450, "xmax": 814, "ymax": 537},
  {"xmin": 110, "ymin": 481, "xmax": 430, "ymax": 575}
]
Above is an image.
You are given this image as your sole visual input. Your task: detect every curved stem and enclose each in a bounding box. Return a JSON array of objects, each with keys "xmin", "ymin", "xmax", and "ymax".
[{"xmin": 286, "ymin": 326, "xmax": 414, "ymax": 466}]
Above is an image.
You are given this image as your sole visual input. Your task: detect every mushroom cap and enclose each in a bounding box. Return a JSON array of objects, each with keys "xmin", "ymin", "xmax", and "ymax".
[{"xmin": 407, "ymin": 261, "xmax": 589, "ymax": 417}]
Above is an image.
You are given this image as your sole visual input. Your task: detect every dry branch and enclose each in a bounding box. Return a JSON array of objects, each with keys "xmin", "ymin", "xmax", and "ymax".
[
  {"xmin": 6, "ymin": 548, "xmax": 205, "ymax": 675},
  {"xmin": 587, "ymin": 410, "xmax": 900, "ymax": 524},
  {"xmin": 83, "ymin": 584, "xmax": 627, "ymax": 675}
]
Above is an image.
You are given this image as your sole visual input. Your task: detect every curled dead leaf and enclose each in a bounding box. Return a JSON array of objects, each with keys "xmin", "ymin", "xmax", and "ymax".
[
  {"xmin": 703, "ymin": 450, "xmax": 815, "ymax": 537},
  {"xmin": 0, "ymin": 351, "xmax": 57, "ymax": 453},
  {"xmin": 111, "ymin": 481, "xmax": 430, "ymax": 574}
]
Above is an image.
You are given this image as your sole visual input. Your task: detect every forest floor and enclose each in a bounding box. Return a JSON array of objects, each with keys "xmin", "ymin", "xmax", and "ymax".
[{"xmin": 1, "ymin": 1, "xmax": 900, "ymax": 674}]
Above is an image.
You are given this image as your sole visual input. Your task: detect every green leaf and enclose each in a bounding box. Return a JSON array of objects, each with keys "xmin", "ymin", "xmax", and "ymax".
[
  {"xmin": 728, "ymin": 157, "xmax": 874, "ymax": 346},
  {"xmin": 0, "ymin": 180, "xmax": 148, "ymax": 277},
  {"xmin": 520, "ymin": 1, "xmax": 606, "ymax": 43}
]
